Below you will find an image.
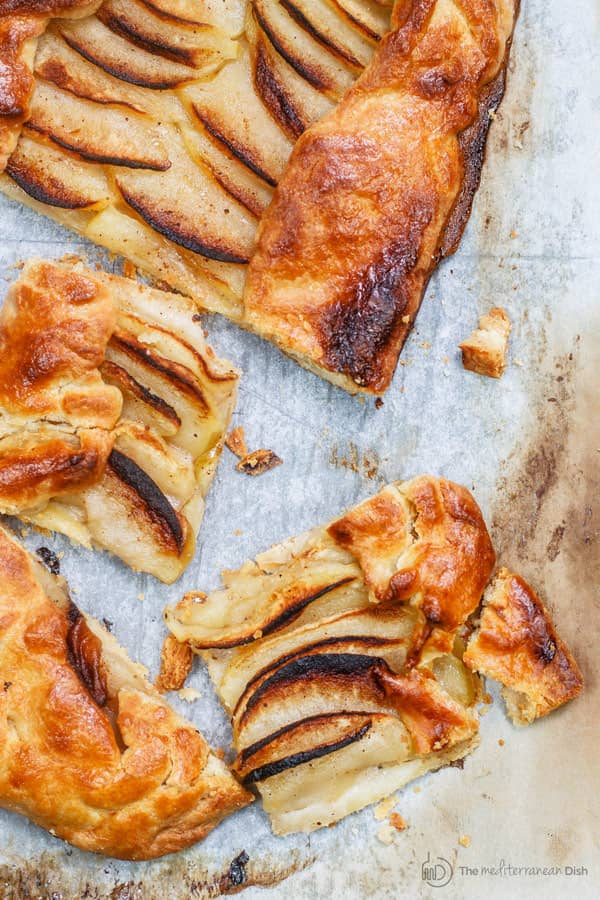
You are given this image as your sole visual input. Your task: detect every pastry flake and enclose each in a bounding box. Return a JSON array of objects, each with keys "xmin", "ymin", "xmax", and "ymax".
[
  {"xmin": 464, "ymin": 568, "xmax": 583, "ymax": 725},
  {"xmin": 166, "ymin": 476, "xmax": 492, "ymax": 833},
  {"xmin": 0, "ymin": 259, "xmax": 239, "ymax": 581},
  {"xmin": 0, "ymin": 525, "xmax": 251, "ymax": 859},
  {"xmin": 460, "ymin": 307, "xmax": 512, "ymax": 378},
  {"xmin": 0, "ymin": 0, "xmax": 518, "ymax": 394}
]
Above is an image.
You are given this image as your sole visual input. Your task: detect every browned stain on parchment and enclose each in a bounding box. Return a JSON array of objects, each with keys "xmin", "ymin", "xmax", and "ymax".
[
  {"xmin": 0, "ymin": 848, "xmax": 312, "ymax": 900},
  {"xmin": 329, "ymin": 442, "xmax": 384, "ymax": 482}
]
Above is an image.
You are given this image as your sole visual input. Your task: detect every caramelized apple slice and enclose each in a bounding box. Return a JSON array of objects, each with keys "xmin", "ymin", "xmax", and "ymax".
[
  {"xmin": 140, "ymin": 0, "xmax": 246, "ymax": 34},
  {"xmin": 330, "ymin": 0, "xmax": 391, "ymax": 42},
  {"xmin": 115, "ymin": 126, "xmax": 256, "ymax": 264},
  {"xmin": 274, "ymin": 0, "xmax": 374, "ymax": 69},
  {"xmin": 182, "ymin": 45, "xmax": 293, "ymax": 187},
  {"xmin": 59, "ymin": 16, "xmax": 203, "ymax": 89},
  {"xmin": 6, "ymin": 129, "xmax": 112, "ymax": 210},
  {"xmin": 28, "ymin": 80, "xmax": 171, "ymax": 170},
  {"xmin": 98, "ymin": 0, "xmax": 237, "ymax": 69}
]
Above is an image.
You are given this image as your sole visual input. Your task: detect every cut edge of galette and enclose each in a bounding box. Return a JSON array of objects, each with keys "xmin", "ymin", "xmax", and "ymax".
[{"xmin": 0, "ymin": 258, "xmax": 239, "ymax": 582}]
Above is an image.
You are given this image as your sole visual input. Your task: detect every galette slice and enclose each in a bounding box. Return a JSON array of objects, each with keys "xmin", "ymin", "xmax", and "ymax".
[
  {"xmin": 166, "ymin": 476, "xmax": 495, "ymax": 833},
  {"xmin": 464, "ymin": 568, "xmax": 583, "ymax": 725},
  {"xmin": 0, "ymin": 525, "xmax": 251, "ymax": 859},
  {"xmin": 0, "ymin": 259, "xmax": 239, "ymax": 581}
]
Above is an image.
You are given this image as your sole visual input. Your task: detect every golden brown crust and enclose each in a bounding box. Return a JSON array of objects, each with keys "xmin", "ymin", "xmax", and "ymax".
[
  {"xmin": 0, "ymin": 525, "xmax": 251, "ymax": 859},
  {"xmin": 244, "ymin": 0, "xmax": 519, "ymax": 393},
  {"xmin": 460, "ymin": 306, "xmax": 511, "ymax": 378},
  {"xmin": 328, "ymin": 476, "xmax": 496, "ymax": 629},
  {"xmin": 464, "ymin": 568, "xmax": 583, "ymax": 724},
  {"xmin": 0, "ymin": 1, "xmax": 102, "ymax": 170},
  {"xmin": 0, "ymin": 259, "xmax": 122, "ymax": 512}
]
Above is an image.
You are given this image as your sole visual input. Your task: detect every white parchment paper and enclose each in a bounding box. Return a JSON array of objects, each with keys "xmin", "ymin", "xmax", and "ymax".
[{"xmin": 0, "ymin": 0, "xmax": 598, "ymax": 897}]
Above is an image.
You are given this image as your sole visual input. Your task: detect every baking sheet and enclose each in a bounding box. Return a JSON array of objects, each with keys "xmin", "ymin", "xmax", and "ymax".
[{"xmin": 0, "ymin": 0, "xmax": 598, "ymax": 897}]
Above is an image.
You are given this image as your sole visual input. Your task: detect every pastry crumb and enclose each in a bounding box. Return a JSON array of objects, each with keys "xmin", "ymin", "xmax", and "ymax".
[
  {"xmin": 389, "ymin": 813, "xmax": 407, "ymax": 832},
  {"xmin": 374, "ymin": 397, "xmax": 384, "ymax": 409},
  {"xmin": 459, "ymin": 835, "xmax": 472, "ymax": 848},
  {"xmin": 178, "ymin": 688, "xmax": 201, "ymax": 703},
  {"xmin": 419, "ymin": 341, "xmax": 430, "ymax": 350},
  {"xmin": 484, "ymin": 692, "xmax": 493, "ymax": 704},
  {"xmin": 401, "ymin": 314, "xmax": 410, "ymax": 324},
  {"xmin": 376, "ymin": 824, "xmax": 395, "ymax": 845},
  {"xmin": 374, "ymin": 796, "xmax": 397, "ymax": 821},
  {"xmin": 510, "ymin": 230, "xmax": 518, "ymax": 239},
  {"xmin": 137, "ymin": 592, "xmax": 145, "ymax": 602},
  {"xmin": 156, "ymin": 634, "xmax": 193, "ymax": 693},
  {"xmin": 498, "ymin": 738, "xmax": 505, "ymax": 746},
  {"xmin": 460, "ymin": 307, "xmax": 511, "ymax": 378},
  {"xmin": 234, "ymin": 529, "xmax": 243, "ymax": 536},
  {"xmin": 236, "ymin": 448, "xmax": 282, "ymax": 476},
  {"xmin": 20, "ymin": 528, "xmax": 29, "ymax": 538},
  {"xmin": 413, "ymin": 786, "xmax": 421, "ymax": 794},
  {"xmin": 225, "ymin": 426, "xmax": 248, "ymax": 458}
]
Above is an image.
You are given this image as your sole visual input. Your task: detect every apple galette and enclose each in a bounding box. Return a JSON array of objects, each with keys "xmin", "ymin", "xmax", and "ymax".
[
  {"xmin": 0, "ymin": 0, "xmax": 519, "ymax": 393},
  {"xmin": 0, "ymin": 259, "xmax": 238, "ymax": 581},
  {"xmin": 0, "ymin": 525, "xmax": 251, "ymax": 859},
  {"xmin": 165, "ymin": 477, "xmax": 582, "ymax": 834}
]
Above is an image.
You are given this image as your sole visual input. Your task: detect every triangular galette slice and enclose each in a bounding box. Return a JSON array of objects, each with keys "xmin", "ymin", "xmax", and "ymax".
[
  {"xmin": 464, "ymin": 568, "xmax": 583, "ymax": 725},
  {"xmin": 0, "ymin": 259, "xmax": 238, "ymax": 581},
  {"xmin": 0, "ymin": 525, "xmax": 251, "ymax": 859},
  {"xmin": 0, "ymin": 0, "xmax": 519, "ymax": 393},
  {"xmin": 166, "ymin": 476, "xmax": 495, "ymax": 833}
]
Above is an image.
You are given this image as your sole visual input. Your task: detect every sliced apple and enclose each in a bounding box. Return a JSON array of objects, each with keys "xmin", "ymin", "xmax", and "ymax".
[
  {"xmin": 113, "ymin": 421, "xmax": 196, "ymax": 507},
  {"xmin": 97, "ymin": 0, "xmax": 238, "ymax": 69},
  {"xmin": 115, "ymin": 125, "xmax": 256, "ymax": 264},
  {"xmin": 275, "ymin": 0, "xmax": 374, "ymax": 69},
  {"xmin": 85, "ymin": 206, "xmax": 244, "ymax": 318},
  {"xmin": 325, "ymin": 0, "xmax": 391, "ymax": 43},
  {"xmin": 182, "ymin": 45, "xmax": 293, "ymax": 186},
  {"xmin": 250, "ymin": 0, "xmax": 356, "ymax": 98},
  {"xmin": 59, "ymin": 16, "xmax": 203, "ymax": 89},
  {"xmin": 5, "ymin": 129, "xmax": 112, "ymax": 210},
  {"xmin": 138, "ymin": 0, "xmax": 246, "ymax": 34},
  {"xmin": 247, "ymin": 12, "xmax": 333, "ymax": 141},
  {"xmin": 29, "ymin": 80, "xmax": 171, "ymax": 170}
]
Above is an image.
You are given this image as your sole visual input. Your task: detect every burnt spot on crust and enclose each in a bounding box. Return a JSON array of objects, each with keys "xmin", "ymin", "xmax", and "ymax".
[
  {"xmin": 438, "ymin": 55, "xmax": 508, "ymax": 258},
  {"xmin": 108, "ymin": 448, "xmax": 184, "ymax": 552},
  {"xmin": 193, "ymin": 106, "xmax": 278, "ymax": 188},
  {"xmin": 279, "ymin": 0, "xmax": 362, "ymax": 69},
  {"xmin": 253, "ymin": 40, "xmax": 306, "ymax": 140},
  {"xmin": 117, "ymin": 180, "xmax": 251, "ymax": 264},
  {"xmin": 35, "ymin": 546, "xmax": 61, "ymax": 575},
  {"xmin": 66, "ymin": 602, "xmax": 108, "ymax": 707},
  {"xmin": 241, "ymin": 719, "xmax": 371, "ymax": 784},
  {"xmin": 227, "ymin": 851, "xmax": 249, "ymax": 888},
  {"xmin": 318, "ymin": 239, "xmax": 418, "ymax": 390}
]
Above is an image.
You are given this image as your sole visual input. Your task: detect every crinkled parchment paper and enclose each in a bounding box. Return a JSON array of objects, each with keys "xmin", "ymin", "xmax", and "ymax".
[{"xmin": 0, "ymin": 0, "xmax": 598, "ymax": 897}]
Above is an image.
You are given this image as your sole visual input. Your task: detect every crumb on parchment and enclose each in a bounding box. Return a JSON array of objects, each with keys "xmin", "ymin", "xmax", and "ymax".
[
  {"xmin": 155, "ymin": 634, "xmax": 193, "ymax": 693},
  {"xmin": 460, "ymin": 307, "xmax": 511, "ymax": 378},
  {"xmin": 459, "ymin": 835, "xmax": 472, "ymax": 848},
  {"xmin": 389, "ymin": 813, "xmax": 407, "ymax": 832},
  {"xmin": 236, "ymin": 449, "xmax": 282, "ymax": 476},
  {"xmin": 178, "ymin": 688, "xmax": 201, "ymax": 702},
  {"xmin": 377, "ymin": 824, "xmax": 395, "ymax": 845},
  {"xmin": 374, "ymin": 796, "xmax": 397, "ymax": 821},
  {"xmin": 225, "ymin": 426, "xmax": 248, "ymax": 458}
]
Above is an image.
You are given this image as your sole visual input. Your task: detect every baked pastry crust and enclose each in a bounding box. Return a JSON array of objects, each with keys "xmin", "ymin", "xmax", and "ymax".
[
  {"xmin": 0, "ymin": 525, "xmax": 251, "ymax": 859},
  {"xmin": 166, "ymin": 476, "xmax": 492, "ymax": 833},
  {"xmin": 244, "ymin": 0, "xmax": 520, "ymax": 393},
  {"xmin": 460, "ymin": 306, "xmax": 511, "ymax": 378},
  {"xmin": 0, "ymin": 0, "xmax": 519, "ymax": 393},
  {"xmin": 464, "ymin": 568, "xmax": 583, "ymax": 724},
  {"xmin": 0, "ymin": 259, "xmax": 239, "ymax": 581}
]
